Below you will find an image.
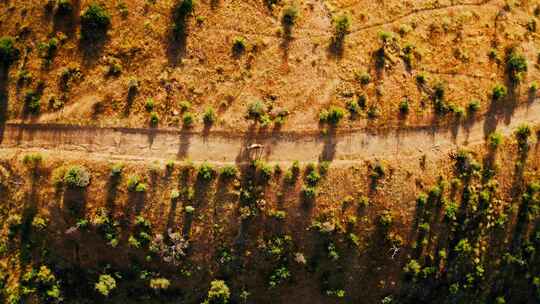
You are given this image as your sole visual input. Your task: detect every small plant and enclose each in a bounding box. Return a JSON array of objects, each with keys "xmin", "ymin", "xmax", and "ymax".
[
  {"xmin": 492, "ymin": 84, "xmax": 507, "ymax": 101},
  {"xmin": 320, "ymin": 106, "xmax": 345, "ymax": 125},
  {"xmin": 204, "ymin": 280, "xmax": 230, "ymax": 304},
  {"xmin": 232, "ymin": 37, "xmax": 247, "ymax": 55},
  {"xmin": 506, "ymin": 50, "xmax": 528, "ymax": 84},
  {"xmin": 37, "ymin": 37, "xmax": 59, "ymax": 66},
  {"xmin": 468, "ymin": 99, "xmax": 480, "ymax": 113},
  {"xmin": 64, "ymin": 166, "xmax": 91, "ymax": 188},
  {"xmin": 198, "ymin": 162, "xmax": 215, "ymax": 181},
  {"xmin": 0, "ymin": 36, "xmax": 19, "ymax": 68},
  {"xmin": 80, "ymin": 3, "xmax": 111, "ymax": 41},
  {"xmin": 282, "ymin": 5, "xmax": 298, "ymax": 26},
  {"xmin": 23, "ymin": 153, "xmax": 43, "ymax": 167},
  {"xmin": 203, "ymin": 107, "xmax": 216, "ymax": 125},
  {"xmin": 356, "ymin": 71, "xmax": 371, "ymax": 85},
  {"xmin": 127, "ymin": 175, "xmax": 141, "ymax": 191},
  {"xmin": 150, "ymin": 111, "xmax": 159, "ymax": 126},
  {"xmin": 301, "ymin": 186, "xmax": 317, "ymax": 199},
  {"xmin": 515, "ymin": 124, "xmax": 531, "ymax": 150},
  {"xmin": 149, "ymin": 278, "xmax": 170, "ymax": 290},
  {"xmin": 415, "ymin": 73, "xmax": 427, "ymax": 85},
  {"xmin": 247, "ymin": 100, "xmax": 266, "ymax": 120},
  {"xmin": 182, "ymin": 112, "xmax": 194, "ymax": 127},
  {"xmin": 333, "ymin": 13, "xmax": 351, "ymax": 39},
  {"xmin": 145, "ymin": 98, "xmax": 155, "ymax": 111},
  {"xmin": 346, "ymin": 99, "xmax": 359, "ymax": 115},
  {"xmin": 220, "ymin": 165, "xmax": 238, "ymax": 179},
  {"xmin": 95, "ymin": 274, "xmax": 116, "ymax": 297},
  {"xmin": 399, "ymin": 99, "xmax": 409, "ymax": 114},
  {"xmin": 24, "ymin": 90, "xmax": 41, "ymax": 115},
  {"xmin": 488, "ymin": 132, "xmax": 503, "ymax": 149}
]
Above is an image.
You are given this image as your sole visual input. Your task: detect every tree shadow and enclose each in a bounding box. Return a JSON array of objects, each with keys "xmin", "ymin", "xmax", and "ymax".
[
  {"xmin": 0, "ymin": 67, "xmax": 9, "ymax": 144},
  {"xmin": 52, "ymin": 0, "xmax": 80, "ymax": 39},
  {"xmin": 105, "ymin": 171, "xmax": 122, "ymax": 212},
  {"xmin": 319, "ymin": 126, "xmax": 336, "ymax": 162},
  {"xmin": 166, "ymin": 2, "xmax": 190, "ymax": 67},
  {"xmin": 177, "ymin": 129, "xmax": 192, "ymax": 160}
]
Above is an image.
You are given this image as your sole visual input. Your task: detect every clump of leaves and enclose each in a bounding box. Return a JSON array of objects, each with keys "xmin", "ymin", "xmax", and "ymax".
[
  {"xmin": 0, "ymin": 36, "xmax": 19, "ymax": 68},
  {"xmin": 95, "ymin": 274, "xmax": 116, "ymax": 297},
  {"xmin": 63, "ymin": 166, "xmax": 91, "ymax": 188},
  {"xmin": 80, "ymin": 3, "xmax": 111, "ymax": 42},
  {"xmin": 203, "ymin": 280, "xmax": 230, "ymax": 304}
]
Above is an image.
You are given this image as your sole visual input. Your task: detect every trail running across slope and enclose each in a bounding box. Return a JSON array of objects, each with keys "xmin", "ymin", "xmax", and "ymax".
[{"xmin": 0, "ymin": 101, "xmax": 539, "ymax": 164}]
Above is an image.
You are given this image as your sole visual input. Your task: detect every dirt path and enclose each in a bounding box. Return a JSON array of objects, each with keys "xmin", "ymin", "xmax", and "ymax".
[{"xmin": 0, "ymin": 101, "xmax": 539, "ymax": 164}]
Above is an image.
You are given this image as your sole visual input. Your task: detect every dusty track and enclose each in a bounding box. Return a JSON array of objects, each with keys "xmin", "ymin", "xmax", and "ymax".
[{"xmin": 0, "ymin": 101, "xmax": 539, "ymax": 164}]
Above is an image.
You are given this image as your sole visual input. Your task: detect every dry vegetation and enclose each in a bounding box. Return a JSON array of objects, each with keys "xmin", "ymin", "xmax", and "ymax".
[{"xmin": 1, "ymin": 0, "xmax": 540, "ymax": 303}]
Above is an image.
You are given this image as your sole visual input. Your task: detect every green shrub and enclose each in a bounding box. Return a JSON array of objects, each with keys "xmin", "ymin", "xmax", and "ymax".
[
  {"xmin": 182, "ymin": 112, "xmax": 194, "ymax": 127},
  {"xmin": 506, "ymin": 51, "xmax": 527, "ymax": 84},
  {"xmin": 247, "ymin": 100, "xmax": 266, "ymax": 119},
  {"xmin": 515, "ymin": 124, "xmax": 531, "ymax": 150},
  {"xmin": 488, "ymin": 132, "xmax": 503, "ymax": 149},
  {"xmin": 22, "ymin": 153, "xmax": 43, "ymax": 167},
  {"xmin": 301, "ymin": 186, "xmax": 317, "ymax": 199},
  {"xmin": 232, "ymin": 37, "xmax": 247, "ymax": 54},
  {"xmin": 110, "ymin": 163, "xmax": 124, "ymax": 177},
  {"xmin": 356, "ymin": 71, "xmax": 371, "ymax": 85},
  {"xmin": 0, "ymin": 36, "xmax": 19, "ymax": 68},
  {"xmin": 127, "ymin": 175, "xmax": 141, "ymax": 191},
  {"xmin": 145, "ymin": 98, "xmax": 154, "ymax": 111},
  {"xmin": 63, "ymin": 166, "xmax": 91, "ymax": 188},
  {"xmin": 282, "ymin": 5, "xmax": 298, "ymax": 26},
  {"xmin": 468, "ymin": 99, "xmax": 480, "ymax": 113},
  {"xmin": 346, "ymin": 99, "xmax": 359, "ymax": 115},
  {"xmin": 80, "ymin": 3, "xmax": 111, "ymax": 41},
  {"xmin": 333, "ymin": 13, "xmax": 351, "ymax": 38},
  {"xmin": 204, "ymin": 280, "xmax": 230, "ymax": 304},
  {"xmin": 306, "ymin": 170, "xmax": 321, "ymax": 186},
  {"xmin": 95, "ymin": 274, "xmax": 116, "ymax": 297},
  {"xmin": 198, "ymin": 162, "xmax": 215, "ymax": 181},
  {"xmin": 149, "ymin": 278, "xmax": 170, "ymax": 290},
  {"xmin": 24, "ymin": 90, "xmax": 41, "ymax": 114},
  {"xmin": 203, "ymin": 107, "xmax": 216, "ymax": 125},
  {"xmin": 492, "ymin": 84, "xmax": 507, "ymax": 101},
  {"xmin": 415, "ymin": 73, "xmax": 427, "ymax": 85},
  {"xmin": 220, "ymin": 165, "xmax": 237, "ymax": 178},
  {"xmin": 150, "ymin": 111, "xmax": 159, "ymax": 126},
  {"xmin": 399, "ymin": 99, "xmax": 409, "ymax": 114},
  {"xmin": 38, "ymin": 38, "xmax": 59, "ymax": 66},
  {"xmin": 326, "ymin": 106, "xmax": 345, "ymax": 125}
]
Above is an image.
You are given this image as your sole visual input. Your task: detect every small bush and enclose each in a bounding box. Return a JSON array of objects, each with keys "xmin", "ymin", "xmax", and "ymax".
[
  {"xmin": 204, "ymin": 280, "xmax": 230, "ymax": 304},
  {"xmin": 150, "ymin": 111, "xmax": 159, "ymax": 126},
  {"xmin": 80, "ymin": 3, "xmax": 111, "ymax": 41},
  {"xmin": 23, "ymin": 153, "xmax": 43, "ymax": 167},
  {"xmin": 24, "ymin": 90, "xmax": 41, "ymax": 115},
  {"xmin": 282, "ymin": 5, "xmax": 298, "ymax": 26},
  {"xmin": 515, "ymin": 124, "xmax": 531, "ymax": 150},
  {"xmin": 468, "ymin": 99, "xmax": 480, "ymax": 113},
  {"xmin": 322, "ymin": 106, "xmax": 345, "ymax": 125},
  {"xmin": 198, "ymin": 162, "xmax": 215, "ymax": 181},
  {"xmin": 127, "ymin": 175, "xmax": 141, "ymax": 191},
  {"xmin": 0, "ymin": 36, "xmax": 19, "ymax": 68},
  {"xmin": 356, "ymin": 71, "xmax": 371, "ymax": 85},
  {"xmin": 399, "ymin": 99, "xmax": 409, "ymax": 114},
  {"xmin": 183, "ymin": 112, "xmax": 194, "ymax": 127},
  {"xmin": 301, "ymin": 186, "xmax": 317, "ymax": 199},
  {"xmin": 247, "ymin": 100, "xmax": 266, "ymax": 120},
  {"xmin": 203, "ymin": 107, "xmax": 216, "ymax": 125},
  {"xmin": 506, "ymin": 50, "xmax": 528, "ymax": 84},
  {"xmin": 415, "ymin": 73, "xmax": 427, "ymax": 85},
  {"xmin": 150, "ymin": 278, "xmax": 170, "ymax": 290},
  {"xmin": 492, "ymin": 84, "xmax": 508, "ymax": 101},
  {"xmin": 333, "ymin": 13, "xmax": 351, "ymax": 38},
  {"xmin": 488, "ymin": 132, "xmax": 503, "ymax": 149},
  {"xmin": 232, "ymin": 37, "xmax": 247, "ymax": 55},
  {"xmin": 145, "ymin": 98, "xmax": 154, "ymax": 111},
  {"xmin": 220, "ymin": 165, "xmax": 238, "ymax": 179},
  {"xmin": 64, "ymin": 166, "xmax": 91, "ymax": 188},
  {"xmin": 95, "ymin": 274, "xmax": 116, "ymax": 297}
]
